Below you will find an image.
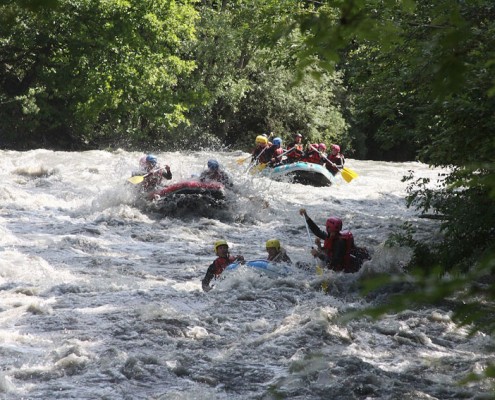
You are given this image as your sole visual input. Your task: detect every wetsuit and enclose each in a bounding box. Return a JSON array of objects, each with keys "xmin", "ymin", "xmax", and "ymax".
[{"xmin": 267, "ymin": 248, "xmax": 292, "ymax": 264}]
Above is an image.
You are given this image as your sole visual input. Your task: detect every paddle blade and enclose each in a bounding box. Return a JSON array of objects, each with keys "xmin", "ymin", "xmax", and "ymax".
[
  {"xmin": 341, "ymin": 167, "xmax": 358, "ymax": 183},
  {"xmin": 315, "ymin": 264, "xmax": 329, "ymax": 293},
  {"xmin": 127, "ymin": 175, "xmax": 145, "ymax": 184},
  {"xmin": 236, "ymin": 156, "xmax": 250, "ymax": 165},
  {"xmin": 249, "ymin": 163, "xmax": 268, "ymax": 174}
]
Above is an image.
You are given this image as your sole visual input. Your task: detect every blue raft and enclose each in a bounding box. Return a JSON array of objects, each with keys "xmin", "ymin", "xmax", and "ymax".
[
  {"xmin": 225, "ymin": 259, "xmax": 293, "ymax": 277},
  {"xmin": 259, "ymin": 161, "xmax": 335, "ymax": 187}
]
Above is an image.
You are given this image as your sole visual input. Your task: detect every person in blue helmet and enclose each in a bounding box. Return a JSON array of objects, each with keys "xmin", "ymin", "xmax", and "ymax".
[
  {"xmin": 264, "ymin": 137, "xmax": 285, "ymax": 167},
  {"xmin": 199, "ymin": 159, "xmax": 233, "ymax": 187},
  {"xmin": 134, "ymin": 154, "xmax": 172, "ymax": 191}
]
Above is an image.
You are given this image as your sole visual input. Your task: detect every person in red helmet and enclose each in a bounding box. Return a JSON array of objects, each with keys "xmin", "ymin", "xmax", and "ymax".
[
  {"xmin": 299, "ymin": 208, "xmax": 370, "ymax": 273},
  {"xmin": 325, "ymin": 144, "xmax": 345, "ymax": 175},
  {"xmin": 304, "ymin": 143, "xmax": 327, "ymax": 165},
  {"xmin": 201, "ymin": 240, "xmax": 244, "ymax": 292}
]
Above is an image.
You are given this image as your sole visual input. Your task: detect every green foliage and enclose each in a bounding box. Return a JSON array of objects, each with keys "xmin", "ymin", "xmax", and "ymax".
[
  {"xmin": 286, "ymin": 0, "xmax": 495, "ymax": 388},
  {"xmin": 172, "ymin": 0, "xmax": 350, "ymax": 151},
  {"xmin": 0, "ymin": 0, "xmax": 198, "ymax": 148}
]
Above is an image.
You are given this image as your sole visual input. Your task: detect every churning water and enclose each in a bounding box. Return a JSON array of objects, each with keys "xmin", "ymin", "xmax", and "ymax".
[{"xmin": 0, "ymin": 149, "xmax": 493, "ymax": 399}]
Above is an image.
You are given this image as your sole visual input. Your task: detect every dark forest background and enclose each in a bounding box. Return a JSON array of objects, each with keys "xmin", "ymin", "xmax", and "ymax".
[{"xmin": 1, "ymin": 0, "xmax": 494, "ymax": 385}]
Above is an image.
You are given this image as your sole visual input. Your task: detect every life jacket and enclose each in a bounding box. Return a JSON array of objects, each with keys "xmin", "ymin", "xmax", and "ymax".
[
  {"xmin": 211, "ymin": 255, "xmax": 236, "ymax": 276},
  {"xmin": 143, "ymin": 167, "xmax": 165, "ymax": 190},
  {"xmin": 271, "ymin": 147, "xmax": 284, "ymax": 164},
  {"xmin": 253, "ymin": 145, "xmax": 272, "ymax": 164},
  {"xmin": 304, "ymin": 145, "xmax": 322, "ymax": 164},
  {"xmin": 328, "ymin": 153, "xmax": 345, "ymax": 167},
  {"xmin": 323, "ymin": 231, "xmax": 354, "ymax": 272},
  {"xmin": 286, "ymin": 143, "xmax": 304, "ymax": 160}
]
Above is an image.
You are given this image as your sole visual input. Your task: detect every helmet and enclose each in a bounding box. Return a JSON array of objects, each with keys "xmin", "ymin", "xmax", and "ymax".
[
  {"xmin": 318, "ymin": 143, "xmax": 327, "ymax": 151},
  {"xmin": 255, "ymin": 135, "xmax": 269, "ymax": 145},
  {"xmin": 331, "ymin": 144, "xmax": 340, "ymax": 152},
  {"xmin": 295, "ymin": 133, "xmax": 303, "ymax": 138},
  {"xmin": 326, "ymin": 217, "xmax": 343, "ymax": 232},
  {"xmin": 265, "ymin": 239, "xmax": 280, "ymax": 251},
  {"xmin": 146, "ymin": 154, "xmax": 158, "ymax": 166},
  {"xmin": 272, "ymin": 137, "xmax": 282, "ymax": 147},
  {"xmin": 214, "ymin": 240, "xmax": 228, "ymax": 254},
  {"xmin": 207, "ymin": 159, "xmax": 219, "ymax": 170}
]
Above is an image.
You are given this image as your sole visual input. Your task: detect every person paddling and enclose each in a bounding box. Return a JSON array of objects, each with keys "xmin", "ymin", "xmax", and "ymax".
[
  {"xmin": 251, "ymin": 135, "xmax": 272, "ymax": 165},
  {"xmin": 286, "ymin": 133, "xmax": 305, "ymax": 163},
  {"xmin": 199, "ymin": 159, "xmax": 233, "ymax": 187},
  {"xmin": 132, "ymin": 154, "xmax": 172, "ymax": 191},
  {"xmin": 201, "ymin": 240, "xmax": 244, "ymax": 292},
  {"xmin": 325, "ymin": 144, "xmax": 345, "ymax": 175},
  {"xmin": 299, "ymin": 208, "xmax": 370, "ymax": 273},
  {"xmin": 265, "ymin": 239, "xmax": 292, "ymax": 264}
]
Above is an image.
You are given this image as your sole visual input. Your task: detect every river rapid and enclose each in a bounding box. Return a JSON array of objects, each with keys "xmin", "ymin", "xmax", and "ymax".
[{"xmin": 0, "ymin": 149, "xmax": 493, "ymax": 400}]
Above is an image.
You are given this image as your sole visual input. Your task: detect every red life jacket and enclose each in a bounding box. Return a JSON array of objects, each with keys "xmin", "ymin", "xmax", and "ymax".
[
  {"xmin": 143, "ymin": 167, "xmax": 165, "ymax": 190},
  {"xmin": 286, "ymin": 143, "xmax": 304, "ymax": 160},
  {"xmin": 211, "ymin": 255, "xmax": 236, "ymax": 276},
  {"xmin": 305, "ymin": 151, "xmax": 321, "ymax": 164},
  {"xmin": 323, "ymin": 231, "xmax": 354, "ymax": 272}
]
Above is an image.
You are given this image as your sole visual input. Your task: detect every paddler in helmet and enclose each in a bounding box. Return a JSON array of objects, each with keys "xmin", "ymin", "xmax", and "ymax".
[
  {"xmin": 251, "ymin": 135, "xmax": 272, "ymax": 165},
  {"xmin": 265, "ymin": 239, "xmax": 292, "ymax": 264},
  {"xmin": 201, "ymin": 240, "xmax": 244, "ymax": 292},
  {"xmin": 299, "ymin": 208, "xmax": 369, "ymax": 273},
  {"xmin": 199, "ymin": 159, "xmax": 233, "ymax": 187}
]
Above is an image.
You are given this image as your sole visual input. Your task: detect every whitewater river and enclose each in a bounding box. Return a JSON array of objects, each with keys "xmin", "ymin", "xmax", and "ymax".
[{"xmin": 0, "ymin": 149, "xmax": 493, "ymax": 399}]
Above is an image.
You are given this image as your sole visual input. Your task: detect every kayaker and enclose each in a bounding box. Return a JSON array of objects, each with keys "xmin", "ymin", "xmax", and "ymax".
[
  {"xmin": 199, "ymin": 159, "xmax": 233, "ymax": 187},
  {"xmin": 265, "ymin": 239, "xmax": 292, "ymax": 264},
  {"xmin": 299, "ymin": 208, "xmax": 370, "ymax": 273},
  {"xmin": 132, "ymin": 154, "xmax": 172, "ymax": 191},
  {"xmin": 201, "ymin": 240, "xmax": 244, "ymax": 292}
]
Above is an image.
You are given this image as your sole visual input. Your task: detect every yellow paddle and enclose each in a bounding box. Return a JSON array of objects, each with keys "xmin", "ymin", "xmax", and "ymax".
[
  {"xmin": 236, "ymin": 155, "xmax": 252, "ymax": 165},
  {"xmin": 309, "ymin": 145, "xmax": 358, "ymax": 183},
  {"xmin": 127, "ymin": 171, "xmax": 153, "ymax": 184},
  {"xmin": 341, "ymin": 167, "xmax": 358, "ymax": 183},
  {"xmin": 249, "ymin": 162, "xmax": 268, "ymax": 174}
]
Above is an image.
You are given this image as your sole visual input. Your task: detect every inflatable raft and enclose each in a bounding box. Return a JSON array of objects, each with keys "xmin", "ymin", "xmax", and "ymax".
[{"xmin": 259, "ymin": 161, "xmax": 335, "ymax": 187}]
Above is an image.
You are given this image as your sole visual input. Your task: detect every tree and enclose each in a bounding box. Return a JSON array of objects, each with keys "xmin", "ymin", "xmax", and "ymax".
[
  {"xmin": 174, "ymin": 0, "xmax": 349, "ymax": 150},
  {"xmin": 0, "ymin": 0, "xmax": 198, "ymax": 149}
]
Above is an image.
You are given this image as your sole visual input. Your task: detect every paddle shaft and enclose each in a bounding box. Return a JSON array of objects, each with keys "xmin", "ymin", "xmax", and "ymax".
[
  {"xmin": 128, "ymin": 169, "xmax": 159, "ymax": 184},
  {"xmin": 303, "ymin": 215, "xmax": 324, "ymax": 276},
  {"xmin": 308, "ymin": 145, "xmax": 339, "ymax": 169}
]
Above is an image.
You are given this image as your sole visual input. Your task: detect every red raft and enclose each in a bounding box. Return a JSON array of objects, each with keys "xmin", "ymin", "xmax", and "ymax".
[{"xmin": 149, "ymin": 180, "xmax": 226, "ymax": 210}]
